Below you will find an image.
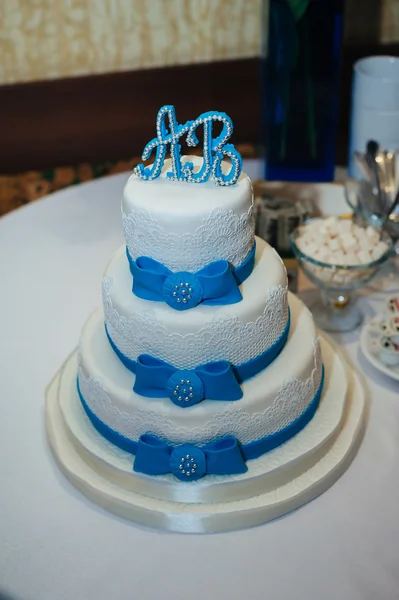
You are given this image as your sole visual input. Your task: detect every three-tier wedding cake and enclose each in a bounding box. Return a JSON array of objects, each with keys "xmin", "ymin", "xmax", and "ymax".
[{"xmin": 46, "ymin": 106, "xmax": 366, "ymax": 532}]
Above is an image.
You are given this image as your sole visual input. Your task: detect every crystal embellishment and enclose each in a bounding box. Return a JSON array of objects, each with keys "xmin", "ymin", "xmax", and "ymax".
[
  {"xmin": 166, "ymin": 370, "xmax": 204, "ymax": 408},
  {"xmin": 170, "ymin": 445, "xmax": 206, "ymax": 481},
  {"xmin": 162, "ymin": 272, "xmax": 203, "ymax": 311}
]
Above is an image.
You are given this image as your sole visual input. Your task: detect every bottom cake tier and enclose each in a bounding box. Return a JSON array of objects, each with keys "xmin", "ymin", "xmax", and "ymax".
[{"xmin": 45, "ymin": 333, "xmax": 366, "ymax": 533}]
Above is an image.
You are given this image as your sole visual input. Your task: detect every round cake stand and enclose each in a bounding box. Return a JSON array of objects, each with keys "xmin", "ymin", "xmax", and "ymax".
[{"xmin": 45, "ymin": 334, "xmax": 366, "ymax": 533}]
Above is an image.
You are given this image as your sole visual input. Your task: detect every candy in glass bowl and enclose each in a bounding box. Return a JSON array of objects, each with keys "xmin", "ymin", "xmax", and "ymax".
[{"xmin": 290, "ymin": 216, "xmax": 394, "ymax": 332}]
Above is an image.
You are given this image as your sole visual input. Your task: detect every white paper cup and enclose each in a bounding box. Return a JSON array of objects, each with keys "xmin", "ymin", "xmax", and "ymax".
[
  {"xmin": 349, "ymin": 56, "xmax": 399, "ymax": 177},
  {"xmin": 353, "ymin": 56, "xmax": 399, "ymax": 111}
]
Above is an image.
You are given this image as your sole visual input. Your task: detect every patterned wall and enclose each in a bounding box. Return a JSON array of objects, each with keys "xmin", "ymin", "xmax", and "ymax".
[
  {"xmin": 0, "ymin": 0, "xmax": 262, "ymax": 85},
  {"xmin": 381, "ymin": 0, "xmax": 399, "ymax": 44},
  {"xmin": 0, "ymin": 0, "xmax": 398, "ymax": 86}
]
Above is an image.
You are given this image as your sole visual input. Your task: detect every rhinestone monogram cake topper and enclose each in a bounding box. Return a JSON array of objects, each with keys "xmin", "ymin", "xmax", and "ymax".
[{"xmin": 134, "ymin": 105, "xmax": 242, "ymax": 186}]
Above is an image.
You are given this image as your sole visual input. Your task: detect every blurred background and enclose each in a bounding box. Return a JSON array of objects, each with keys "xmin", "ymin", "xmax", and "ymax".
[{"xmin": 1, "ymin": 0, "xmax": 398, "ymax": 215}]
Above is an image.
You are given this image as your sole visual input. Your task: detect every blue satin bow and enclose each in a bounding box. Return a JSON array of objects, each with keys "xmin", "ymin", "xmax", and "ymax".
[
  {"xmin": 134, "ymin": 434, "xmax": 248, "ymax": 480},
  {"xmin": 126, "ymin": 243, "xmax": 256, "ymax": 310},
  {"xmin": 134, "ymin": 355, "xmax": 243, "ymax": 407}
]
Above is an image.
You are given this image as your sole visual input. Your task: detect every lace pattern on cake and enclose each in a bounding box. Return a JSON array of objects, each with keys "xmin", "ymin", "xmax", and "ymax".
[
  {"xmin": 122, "ymin": 205, "xmax": 255, "ymax": 271},
  {"xmin": 78, "ymin": 340, "xmax": 322, "ymax": 446},
  {"xmin": 103, "ymin": 280, "xmax": 288, "ymax": 369}
]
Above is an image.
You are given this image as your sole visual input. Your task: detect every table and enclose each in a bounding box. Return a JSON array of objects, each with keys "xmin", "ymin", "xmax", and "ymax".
[{"xmin": 1, "ymin": 166, "xmax": 398, "ymax": 600}]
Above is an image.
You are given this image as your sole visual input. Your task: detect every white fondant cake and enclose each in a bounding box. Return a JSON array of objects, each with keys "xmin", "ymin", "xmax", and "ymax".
[{"xmin": 46, "ymin": 108, "xmax": 365, "ymax": 532}]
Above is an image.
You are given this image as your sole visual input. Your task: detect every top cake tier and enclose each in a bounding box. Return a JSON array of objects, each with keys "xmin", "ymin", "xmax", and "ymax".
[{"xmin": 122, "ymin": 156, "xmax": 254, "ymax": 272}]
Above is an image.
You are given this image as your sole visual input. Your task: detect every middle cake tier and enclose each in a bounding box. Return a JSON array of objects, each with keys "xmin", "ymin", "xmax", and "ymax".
[
  {"xmin": 78, "ymin": 292, "xmax": 322, "ymax": 446},
  {"xmin": 103, "ymin": 236, "xmax": 289, "ymax": 370}
]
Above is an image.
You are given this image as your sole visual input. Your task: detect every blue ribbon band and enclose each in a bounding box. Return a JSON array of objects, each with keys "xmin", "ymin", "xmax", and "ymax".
[
  {"xmin": 77, "ymin": 366, "xmax": 324, "ymax": 481},
  {"xmin": 126, "ymin": 243, "xmax": 256, "ymax": 310},
  {"xmin": 104, "ymin": 311, "xmax": 290, "ymax": 406}
]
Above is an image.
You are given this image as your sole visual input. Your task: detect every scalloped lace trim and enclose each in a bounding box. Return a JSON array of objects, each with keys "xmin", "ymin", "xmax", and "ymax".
[
  {"xmin": 78, "ymin": 340, "xmax": 322, "ymax": 446},
  {"xmin": 103, "ymin": 281, "xmax": 288, "ymax": 369},
  {"xmin": 122, "ymin": 205, "xmax": 255, "ymax": 271}
]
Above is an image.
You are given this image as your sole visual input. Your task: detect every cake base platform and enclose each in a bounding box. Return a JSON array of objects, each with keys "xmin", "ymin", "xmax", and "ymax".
[{"xmin": 46, "ymin": 334, "xmax": 366, "ymax": 533}]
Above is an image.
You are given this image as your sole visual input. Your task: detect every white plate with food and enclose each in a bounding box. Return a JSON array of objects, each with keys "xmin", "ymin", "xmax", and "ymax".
[{"xmin": 360, "ymin": 297, "xmax": 399, "ymax": 381}]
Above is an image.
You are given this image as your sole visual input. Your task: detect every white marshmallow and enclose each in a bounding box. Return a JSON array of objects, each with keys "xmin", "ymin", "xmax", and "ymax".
[
  {"xmin": 297, "ymin": 235, "xmax": 311, "ymax": 250},
  {"xmin": 366, "ymin": 226, "xmax": 380, "ymax": 242},
  {"xmin": 340, "ymin": 233, "xmax": 357, "ymax": 252},
  {"xmin": 344, "ymin": 252, "xmax": 359, "ymax": 265},
  {"xmin": 358, "ymin": 249, "xmax": 372, "ymax": 264},
  {"xmin": 339, "ymin": 219, "xmax": 352, "ymax": 233},
  {"xmin": 317, "ymin": 247, "xmax": 331, "ymax": 262},
  {"xmin": 318, "ymin": 224, "xmax": 329, "ymax": 236},
  {"xmin": 355, "ymin": 228, "xmax": 368, "ymax": 243},
  {"xmin": 305, "ymin": 222, "xmax": 319, "ymax": 234},
  {"xmin": 334, "ymin": 251, "xmax": 346, "ymax": 265},
  {"xmin": 324, "ymin": 251, "xmax": 336, "ymax": 265},
  {"xmin": 329, "ymin": 223, "xmax": 339, "ymax": 236},
  {"xmin": 328, "ymin": 238, "xmax": 340, "ymax": 251},
  {"xmin": 296, "ymin": 239, "xmax": 307, "ymax": 254},
  {"xmin": 358, "ymin": 238, "xmax": 373, "ymax": 253},
  {"xmin": 324, "ymin": 216, "xmax": 338, "ymax": 230},
  {"xmin": 372, "ymin": 241, "xmax": 388, "ymax": 260},
  {"xmin": 313, "ymin": 232, "xmax": 327, "ymax": 245},
  {"xmin": 304, "ymin": 243, "xmax": 319, "ymax": 257}
]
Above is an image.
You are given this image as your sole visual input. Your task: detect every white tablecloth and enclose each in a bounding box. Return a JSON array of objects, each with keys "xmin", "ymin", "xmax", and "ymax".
[{"xmin": 1, "ymin": 166, "xmax": 398, "ymax": 600}]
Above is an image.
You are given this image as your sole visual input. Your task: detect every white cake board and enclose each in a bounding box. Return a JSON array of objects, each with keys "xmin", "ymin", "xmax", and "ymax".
[{"xmin": 45, "ymin": 334, "xmax": 366, "ymax": 533}]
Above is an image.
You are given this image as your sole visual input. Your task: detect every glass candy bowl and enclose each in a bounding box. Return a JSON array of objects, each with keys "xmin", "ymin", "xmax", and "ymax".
[{"xmin": 291, "ymin": 219, "xmax": 394, "ymax": 332}]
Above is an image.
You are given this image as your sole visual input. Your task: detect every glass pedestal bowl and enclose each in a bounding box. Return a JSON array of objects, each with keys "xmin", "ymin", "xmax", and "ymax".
[{"xmin": 290, "ymin": 221, "xmax": 394, "ymax": 333}]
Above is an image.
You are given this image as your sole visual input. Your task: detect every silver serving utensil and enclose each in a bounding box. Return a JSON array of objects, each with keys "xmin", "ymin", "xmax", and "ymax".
[
  {"xmin": 344, "ymin": 178, "xmax": 381, "ymax": 227},
  {"xmin": 378, "ymin": 150, "xmax": 396, "ymax": 214},
  {"xmin": 387, "ymin": 188, "xmax": 399, "ymax": 224},
  {"xmin": 365, "ymin": 140, "xmax": 381, "ymax": 184},
  {"xmin": 354, "ymin": 150, "xmax": 373, "ymax": 181},
  {"xmin": 383, "ymin": 151, "xmax": 396, "ymax": 206},
  {"xmin": 366, "ymin": 140, "xmax": 386, "ymax": 208}
]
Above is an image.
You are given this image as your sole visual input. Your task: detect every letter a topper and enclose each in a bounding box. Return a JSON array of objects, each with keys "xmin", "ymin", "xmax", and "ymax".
[{"xmin": 134, "ymin": 105, "xmax": 242, "ymax": 186}]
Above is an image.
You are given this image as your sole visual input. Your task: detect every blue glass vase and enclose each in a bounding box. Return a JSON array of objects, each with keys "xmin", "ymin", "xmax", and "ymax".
[{"xmin": 263, "ymin": 0, "xmax": 344, "ymax": 182}]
